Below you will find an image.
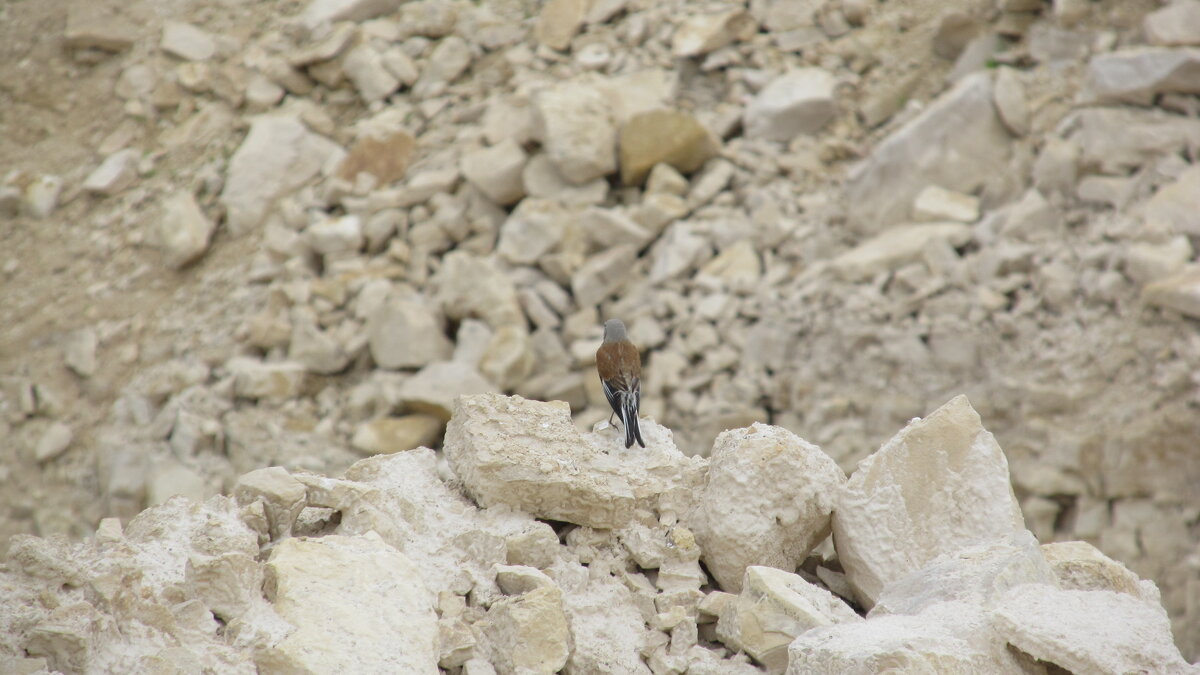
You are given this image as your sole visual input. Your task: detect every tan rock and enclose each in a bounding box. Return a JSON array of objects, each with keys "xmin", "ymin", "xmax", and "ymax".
[
  {"xmin": 351, "ymin": 415, "xmax": 444, "ymax": 455},
  {"xmin": 1141, "ymin": 266, "xmax": 1200, "ymax": 318},
  {"xmin": 672, "ymin": 9, "xmax": 756, "ymax": 58},
  {"xmin": 397, "ymin": 361, "xmax": 496, "ymax": 420},
  {"xmin": 535, "ymin": 0, "xmax": 587, "ymax": 51},
  {"xmin": 618, "ymin": 109, "xmax": 720, "ymax": 186},
  {"xmin": 336, "ymin": 130, "xmax": 416, "ymax": 185}
]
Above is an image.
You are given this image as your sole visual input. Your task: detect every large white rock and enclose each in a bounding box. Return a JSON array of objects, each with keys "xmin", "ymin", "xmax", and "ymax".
[
  {"xmin": 366, "ymin": 288, "xmax": 452, "ymax": 369},
  {"xmin": 845, "ymin": 73, "xmax": 1012, "ymax": 233},
  {"xmin": 220, "ymin": 115, "xmax": 343, "ymax": 235},
  {"xmin": 992, "ymin": 585, "xmax": 1192, "ymax": 675},
  {"xmin": 397, "ymin": 361, "xmax": 496, "ymax": 419},
  {"xmin": 787, "ymin": 601, "xmax": 1023, "ymax": 674},
  {"xmin": 1086, "ymin": 47, "xmax": 1200, "ymax": 105},
  {"xmin": 261, "ymin": 533, "xmax": 439, "ymax": 673},
  {"xmin": 831, "ymin": 396, "xmax": 1030, "ymax": 609},
  {"xmin": 432, "ymin": 251, "xmax": 525, "ymax": 328},
  {"xmin": 445, "ymin": 394, "xmax": 703, "ymax": 529},
  {"xmin": 686, "ymin": 423, "xmax": 845, "ymax": 593},
  {"xmin": 743, "ymin": 68, "xmax": 838, "ymax": 141},
  {"xmin": 496, "ymin": 198, "xmax": 568, "ymax": 265},
  {"xmin": 716, "ymin": 566, "xmax": 862, "ymax": 673},
  {"xmin": 445, "ymin": 394, "xmax": 637, "ymax": 528},
  {"xmin": 1064, "ymin": 107, "xmax": 1200, "ymax": 174},
  {"xmin": 532, "ymin": 80, "xmax": 617, "ymax": 184}
]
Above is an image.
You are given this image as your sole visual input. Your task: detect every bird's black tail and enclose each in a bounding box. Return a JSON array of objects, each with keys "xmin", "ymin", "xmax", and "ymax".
[{"xmin": 622, "ymin": 394, "xmax": 644, "ymax": 448}]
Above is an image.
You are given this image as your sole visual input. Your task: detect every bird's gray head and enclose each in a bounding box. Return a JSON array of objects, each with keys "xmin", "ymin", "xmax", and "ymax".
[{"xmin": 603, "ymin": 319, "xmax": 627, "ymax": 343}]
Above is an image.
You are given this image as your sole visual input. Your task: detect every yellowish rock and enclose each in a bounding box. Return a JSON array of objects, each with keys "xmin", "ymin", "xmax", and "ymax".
[
  {"xmin": 535, "ymin": 0, "xmax": 587, "ymax": 51},
  {"xmin": 352, "ymin": 415, "xmax": 445, "ymax": 455},
  {"xmin": 618, "ymin": 109, "xmax": 721, "ymax": 185}
]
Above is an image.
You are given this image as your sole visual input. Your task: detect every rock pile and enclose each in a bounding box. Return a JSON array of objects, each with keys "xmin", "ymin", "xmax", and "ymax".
[
  {"xmin": 1, "ymin": 0, "xmax": 1199, "ymax": 664},
  {"xmin": 0, "ymin": 394, "xmax": 1191, "ymax": 673}
]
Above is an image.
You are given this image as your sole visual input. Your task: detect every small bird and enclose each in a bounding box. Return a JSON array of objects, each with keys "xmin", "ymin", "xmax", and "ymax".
[{"xmin": 596, "ymin": 319, "xmax": 645, "ymax": 448}]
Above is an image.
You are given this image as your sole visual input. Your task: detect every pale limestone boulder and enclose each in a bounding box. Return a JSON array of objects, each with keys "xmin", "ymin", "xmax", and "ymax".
[
  {"xmin": 869, "ymin": 533, "xmax": 1056, "ymax": 616},
  {"xmin": 227, "ymin": 358, "xmax": 307, "ymax": 401},
  {"xmin": 232, "ymin": 466, "xmax": 307, "ymax": 541},
  {"xmin": 992, "ymin": 67, "xmax": 1029, "ymax": 137},
  {"xmin": 845, "ymin": 73, "xmax": 1012, "ymax": 233},
  {"xmin": 432, "ymin": 251, "xmax": 525, "ymax": 328},
  {"xmin": 1065, "ymin": 107, "xmax": 1200, "ymax": 174},
  {"xmin": 1124, "ymin": 236, "xmax": 1193, "ymax": 286},
  {"xmin": 831, "ymin": 223, "xmax": 972, "ymax": 282},
  {"xmin": 6, "ymin": 496, "xmax": 264, "ymax": 673},
  {"xmin": 531, "ymin": 80, "xmax": 617, "ymax": 184},
  {"xmin": 351, "ymin": 415, "xmax": 443, "ymax": 455},
  {"xmin": 1086, "ymin": 48, "xmax": 1200, "ymax": 106},
  {"xmin": 478, "ymin": 566, "xmax": 569, "ymax": 675},
  {"xmin": 832, "ymin": 396, "xmax": 1030, "ymax": 609},
  {"xmin": 1041, "ymin": 541, "xmax": 1155, "ymax": 601},
  {"xmin": 158, "ymin": 190, "xmax": 214, "ymax": 269},
  {"xmin": 261, "ymin": 533, "xmax": 438, "ymax": 673},
  {"xmin": 743, "ymin": 68, "xmax": 838, "ymax": 141},
  {"xmin": 992, "ymin": 585, "xmax": 1192, "ymax": 675},
  {"xmin": 444, "ymin": 394, "xmax": 637, "ymax": 528},
  {"xmin": 686, "ymin": 423, "xmax": 845, "ymax": 593},
  {"xmin": 1141, "ymin": 164, "xmax": 1200, "ymax": 236},
  {"xmin": 478, "ymin": 324, "xmax": 534, "ymax": 390},
  {"xmin": 787, "ymin": 601, "xmax": 1024, "ymax": 674},
  {"xmin": 342, "ymin": 43, "xmax": 399, "ymax": 103},
  {"xmin": 367, "ymin": 288, "xmax": 452, "ymax": 369},
  {"xmin": 496, "ymin": 198, "xmax": 569, "ymax": 265},
  {"xmin": 1145, "ymin": 0, "xmax": 1200, "ymax": 46},
  {"xmin": 397, "ymin": 361, "xmax": 496, "ymax": 420},
  {"xmin": 462, "ymin": 139, "xmax": 528, "ymax": 206},
  {"xmin": 716, "ymin": 566, "xmax": 862, "ymax": 673},
  {"xmin": 220, "ymin": 115, "xmax": 343, "ymax": 235},
  {"xmin": 580, "ymin": 207, "xmax": 654, "ymax": 250}
]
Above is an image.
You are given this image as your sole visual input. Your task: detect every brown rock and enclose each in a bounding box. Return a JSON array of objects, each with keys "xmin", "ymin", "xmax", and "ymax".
[
  {"xmin": 351, "ymin": 415, "xmax": 445, "ymax": 455},
  {"xmin": 336, "ymin": 131, "xmax": 417, "ymax": 185},
  {"xmin": 618, "ymin": 110, "xmax": 721, "ymax": 186},
  {"xmin": 535, "ymin": 0, "xmax": 587, "ymax": 51}
]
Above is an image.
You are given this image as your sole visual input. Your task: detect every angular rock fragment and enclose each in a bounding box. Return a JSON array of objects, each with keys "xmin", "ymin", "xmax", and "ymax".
[
  {"xmin": 845, "ymin": 73, "xmax": 1011, "ymax": 233},
  {"xmin": 351, "ymin": 415, "xmax": 444, "ymax": 455},
  {"xmin": 462, "ymin": 139, "xmax": 528, "ymax": 206},
  {"xmin": 532, "ymin": 81, "xmax": 617, "ymax": 184},
  {"xmin": 992, "ymin": 585, "xmax": 1192, "ymax": 675},
  {"xmin": 221, "ymin": 115, "xmax": 343, "ymax": 235},
  {"xmin": 1086, "ymin": 48, "xmax": 1200, "ymax": 105},
  {"xmin": 478, "ymin": 566, "xmax": 570, "ymax": 675},
  {"xmin": 227, "ymin": 358, "xmax": 308, "ymax": 401},
  {"xmin": 535, "ymin": 0, "xmax": 587, "ymax": 50},
  {"xmin": 1141, "ymin": 267, "xmax": 1200, "ymax": 318},
  {"xmin": 262, "ymin": 533, "xmax": 439, "ymax": 673},
  {"xmin": 83, "ymin": 149, "xmax": 139, "ymax": 196},
  {"xmin": 832, "ymin": 396, "xmax": 1031, "ymax": 609},
  {"xmin": 1144, "ymin": 1, "xmax": 1200, "ymax": 47},
  {"xmin": 444, "ymin": 394, "xmax": 636, "ymax": 528},
  {"xmin": 336, "ymin": 130, "xmax": 415, "ymax": 185},
  {"xmin": 687, "ymin": 423, "xmax": 845, "ymax": 593},
  {"xmin": 366, "ymin": 288, "xmax": 452, "ymax": 369},
  {"xmin": 743, "ymin": 68, "xmax": 838, "ymax": 141},
  {"xmin": 716, "ymin": 566, "xmax": 862, "ymax": 673},
  {"xmin": 161, "ymin": 21, "xmax": 216, "ymax": 62},
  {"xmin": 397, "ymin": 361, "xmax": 496, "ymax": 420},
  {"xmin": 158, "ymin": 190, "xmax": 215, "ymax": 269},
  {"xmin": 618, "ymin": 109, "xmax": 720, "ymax": 185}
]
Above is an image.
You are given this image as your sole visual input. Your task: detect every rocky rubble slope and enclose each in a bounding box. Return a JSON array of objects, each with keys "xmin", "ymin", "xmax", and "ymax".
[
  {"xmin": 0, "ymin": 394, "xmax": 1193, "ymax": 674},
  {"xmin": 2, "ymin": 0, "xmax": 1200, "ymax": 664}
]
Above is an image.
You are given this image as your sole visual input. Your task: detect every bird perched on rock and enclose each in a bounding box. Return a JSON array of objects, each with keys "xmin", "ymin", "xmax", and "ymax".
[{"xmin": 596, "ymin": 319, "xmax": 645, "ymax": 448}]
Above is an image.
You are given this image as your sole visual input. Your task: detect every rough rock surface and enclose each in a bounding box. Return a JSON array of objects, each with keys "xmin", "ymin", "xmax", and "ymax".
[
  {"xmin": 687, "ymin": 423, "xmax": 845, "ymax": 593},
  {"xmin": 832, "ymin": 396, "xmax": 1030, "ymax": 608}
]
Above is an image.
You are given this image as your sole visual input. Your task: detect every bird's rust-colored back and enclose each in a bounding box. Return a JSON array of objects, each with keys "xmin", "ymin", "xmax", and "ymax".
[{"xmin": 596, "ymin": 340, "xmax": 641, "ymax": 388}]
